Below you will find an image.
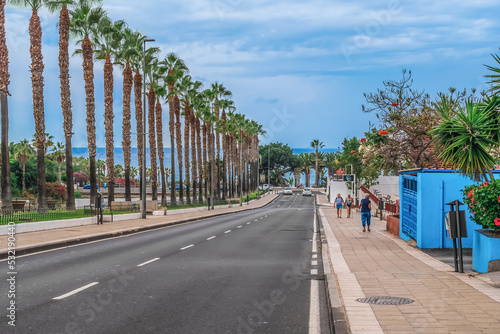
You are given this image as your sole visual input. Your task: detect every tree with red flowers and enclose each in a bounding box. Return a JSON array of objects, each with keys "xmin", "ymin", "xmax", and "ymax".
[{"xmin": 362, "ymin": 69, "xmax": 441, "ymax": 173}]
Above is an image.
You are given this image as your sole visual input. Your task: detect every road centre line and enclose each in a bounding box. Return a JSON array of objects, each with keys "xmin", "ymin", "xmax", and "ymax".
[
  {"xmin": 254, "ymin": 219, "xmax": 258, "ymax": 221},
  {"xmin": 137, "ymin": 257, "xmax": 160, "ymax": 267},
  {"xmin": 224, "ymin": 230, "xmax": 231, "ymax": 234},
  {"xmin": 207, "ymin": 236, "xmax": 216, "ymax": 240},
  {"xmin": 247, "ymin": 222, "xmax": 251, "ymax": 225},
  {"xmin": 180, "ymin": 244, "xmax": 194, "ymax": 250},
  {"xmin": 53, "ymin": 282, "xmax": 99, "ymax": 300},
  {"xmin": 237, "ymin": 226, "xmax": 242, "ymax": 229}
]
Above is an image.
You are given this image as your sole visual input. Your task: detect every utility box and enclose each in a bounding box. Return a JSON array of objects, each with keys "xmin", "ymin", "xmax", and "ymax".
[{"xmin": 399, "ymin": 169, "xmax": 500, "ymax": 249}]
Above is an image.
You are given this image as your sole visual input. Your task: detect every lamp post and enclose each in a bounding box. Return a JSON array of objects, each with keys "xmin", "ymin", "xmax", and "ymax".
[
  {"xmin": 240, "ymin": 131, "xmax": 243, "ymax": 206},
  {"xmin": 267, "ymin": 145, "xmax": 270, "ymax": 192},
  {"xmin": 142, "ymin": 38, "xmax": 154, "ymax": 219}
]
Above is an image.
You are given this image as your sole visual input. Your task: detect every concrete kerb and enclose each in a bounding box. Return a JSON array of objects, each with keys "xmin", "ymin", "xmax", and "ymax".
[
  {"xmin": 0, "ymin": 194, "xmax": 281, "ymax": 259},
  {"xmin": 316, "ymin": 196, "xmax": 350, "ymax": 334}
]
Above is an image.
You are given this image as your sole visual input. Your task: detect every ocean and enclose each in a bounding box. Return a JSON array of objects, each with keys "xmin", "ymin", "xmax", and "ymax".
[{"xmin": 72, "ymin": 147, "xmax": 338, "ymax": 185}]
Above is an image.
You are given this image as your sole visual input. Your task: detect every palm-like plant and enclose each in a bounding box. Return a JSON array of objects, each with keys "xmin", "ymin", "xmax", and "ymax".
[
  {"xmin": 47, "ymin": 0, "xmax": 77, "ymax": 209},
  {"xmin": 116, "ymin": 27, "xmax": 142, "ymax": 202},
  {"xmin": 310, "ymin": 139, "xmax": 324, "ymax": 187},
  {"xmin": 130, "ymin": 166, "xmax": 138, "ymax": 181},
  {"xmin": 160, "ymin": 53, "xmax": 188, "ymax": 204},
  {"xmin": 94, "ymin": 16, "xmax": 124, "ymax": 203},
  {"xmin": 0, "ymin": 0, "xmax": 12, "ymax": 209},
  {"xmin": 51, "ymin": 141, "xmax": 66, "ymax": 183},
  {"xmin": 13, "ymin": 139, "xmax": 34, "ymax": 196},
  {"xmin": 155, "ymin": 84, "xmax": 167, "ymax": 206},
  {"xmin": 70, "ymin": 0, "xmax": 106, "ymax": 204},
  {"xmin": 10, "ymin": 0, "xmax": 48, "ymax": 208},
  {"xmin": 431, "ymin": 98, "xmax": 499, "ymax": 182},
  {"xmin": 298, "ymin": 152, "xmax": 314, "ymax": 187}
]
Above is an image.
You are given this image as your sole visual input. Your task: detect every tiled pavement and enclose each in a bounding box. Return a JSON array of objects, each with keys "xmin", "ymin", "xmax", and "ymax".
[
  {"xmin": 0, "ymin": 194, "xmax": 278, "ymax": 256},
  {"xmin": 318, "ymin": 194, "xmax": 500, "ymax": 334}
]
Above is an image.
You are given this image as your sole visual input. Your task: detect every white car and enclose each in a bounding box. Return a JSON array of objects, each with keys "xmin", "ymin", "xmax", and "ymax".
[
  {"xmin": 302, "ymin": 188, "xmax": 312, "ymax": 196},
  {"xmin": 259, "ymin": 184, "xmax": 269, "ymax": 191},
  {"xmin": 283, "ymin": 187, "xmax": 293, "ymax": 195}
]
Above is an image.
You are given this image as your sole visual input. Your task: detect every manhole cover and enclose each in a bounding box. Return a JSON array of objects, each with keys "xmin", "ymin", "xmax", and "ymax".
[{"xmin": 356, "ymin": 296, "xmax": 414, "ymax": 305}]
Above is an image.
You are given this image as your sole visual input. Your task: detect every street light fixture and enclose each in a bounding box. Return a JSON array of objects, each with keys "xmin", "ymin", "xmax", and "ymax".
[{"xmin": 142, "ymin": 38, "xmax": 154, "ymax": 219}]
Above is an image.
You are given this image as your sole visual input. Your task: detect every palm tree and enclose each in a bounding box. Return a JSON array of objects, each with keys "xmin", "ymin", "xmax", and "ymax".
[
  {"xmin": 323, "ymin": 152, "xmax": 339, "ymax": 178},
  {"xmin": 10, "ymin": 0, "xmax": 48, "ymax": 208},
  {"xmin": 298, "ymin": 152, "xmax": 314, "ymax": 187},
  {"xmin": 310, "ymin": 139, "xmax": 324, "ymax": 187},
  {"xmin": 0, "ymin": 0, "xmax": 13, "ymax": 210},
  {"xmin": 130, "ymin": 166, "xmax": 138, "ymax": 181},
  {"xmin": 431, "ymin": 97, "xmax": 500, "ymax": 182},
  {"xmin": 70, "ymin": 0, "xmax": 106, "ymax": 205},
  {"xmin": 94, "ymin": 17, "xmax": 124, "ymax": 204},
  {"xmin": 13, "ymin": 139, "xmax": 34, "ymax": 196},
  {"xmin": 51, "ymin": 141, "xmax": 65, "ymax": 183},
  {"xmin": 155, "ymin": 85, "xmax": 167, "ymax": 206},
  {"xmin": 145, "ymin": 53, "xmax": 160, "ymax": 201},
  {"xmin": 161, "ymin": 53, "xmax": 188, "ymax": 204},
  {"xmin": 116, "ymin": 27, "xmax": 142, "ymax": 202},
  {"xmin": 46, "ymin": 0, "xmax": 76, "ymax": 210},
  {"xmin": 114, "ymin": 164, "xmax": 123, "ymax": 177}
]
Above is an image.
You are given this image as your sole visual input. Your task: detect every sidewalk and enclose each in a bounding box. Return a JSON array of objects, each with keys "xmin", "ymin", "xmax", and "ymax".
[
  {"xmin": 317, "ymin": 194, "xmax": 500, "ymax": 334},
  {"xmin": 0, "ymin": 194, "xmax": 278, "ymax": 258}
]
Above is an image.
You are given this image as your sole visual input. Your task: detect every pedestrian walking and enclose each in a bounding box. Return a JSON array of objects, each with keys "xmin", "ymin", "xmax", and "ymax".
[
  {"xmin": 345, "ymin": 194, "xmax": 353, "ymax": 218},
  {"xmin": 334, "ymin": 193, "xmax": 344, "ymax": 218},
  {"xmin": 361, "ymin": 193, "xmax": 371, "ymax": 232}
]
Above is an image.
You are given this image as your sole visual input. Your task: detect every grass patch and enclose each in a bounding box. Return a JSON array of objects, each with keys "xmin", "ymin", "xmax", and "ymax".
[{"xmin": 1, "ymin": 209, "xmax": 93, "ymax": 225}]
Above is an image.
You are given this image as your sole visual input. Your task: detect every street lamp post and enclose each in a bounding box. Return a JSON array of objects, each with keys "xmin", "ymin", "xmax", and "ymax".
[
  {"xmin": 240, "ymin": 131, "xmax": 243, "ymax": 206},
  {"xmin": 142, "ymin": 38, "xmax": 154, "ymax": 219},
  {"xmin": 267, "ymin": 145, "xmax": 270, "ymax": 193}
]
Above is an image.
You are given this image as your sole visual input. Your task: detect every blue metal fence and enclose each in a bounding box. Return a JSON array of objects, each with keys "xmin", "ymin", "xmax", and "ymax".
[{"xmin": 401, "ymin": 175, "xmax": 417, "ymax": 240}]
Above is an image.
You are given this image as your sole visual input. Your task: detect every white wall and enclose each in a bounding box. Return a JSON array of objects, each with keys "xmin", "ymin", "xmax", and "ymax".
[
  {"xmin": 327, "ymin": 180, "xmax": 350, "ymax": 204},
  {"xmin": 369, "ymin": 176, "xmax": 399, "ymax": 197}
]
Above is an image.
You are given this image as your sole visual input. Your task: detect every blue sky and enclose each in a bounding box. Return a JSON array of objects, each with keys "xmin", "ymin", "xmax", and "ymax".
[{"xmin": 5, "ymin": 0, "xmax": 500, "ymax": 149}]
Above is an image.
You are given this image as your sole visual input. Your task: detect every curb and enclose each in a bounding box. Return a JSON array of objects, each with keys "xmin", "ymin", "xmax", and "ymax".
[
  {"xmin": 317, "ymin": 196, "xmax": 350, "ymax": 334},
  {"xmin": 1, "ymin": 194, "xmax": 281, "ymax": 259}
]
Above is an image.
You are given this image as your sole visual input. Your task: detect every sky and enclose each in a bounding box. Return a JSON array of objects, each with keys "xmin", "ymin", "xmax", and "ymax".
[{"xmin": 4, "ymin": 0, "xmax": 500, "ymax": 149}]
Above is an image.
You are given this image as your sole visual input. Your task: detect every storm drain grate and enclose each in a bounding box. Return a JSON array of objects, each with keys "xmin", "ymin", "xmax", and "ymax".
[{"xmin": 356, "ymin": 296, "xmax": 414, "ymax": 305}]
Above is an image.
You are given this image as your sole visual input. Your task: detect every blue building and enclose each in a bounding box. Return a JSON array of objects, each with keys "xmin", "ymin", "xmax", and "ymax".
[{"xmin": 398, "ymin": 169, "xmax": 500, "ymax": 249}]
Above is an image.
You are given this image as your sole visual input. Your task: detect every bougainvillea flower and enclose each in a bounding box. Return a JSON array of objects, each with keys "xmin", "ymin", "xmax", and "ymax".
[
  {"xmin": 482, "ymin": 182, "xmax": 489, "ymax": 187},
  {"xmin": 391, "ymin": 103, "xmax": 399, "ymax": 107},
  {"xmin": 495, "ymin": 218, "xmax": 500, "ymax": 226},
  {"xmin": 378, "ymin": 130, "xmax": 389, "ymax": 135},
  {"xmin": 350, "ymin": 150, "xmax": 357, "ymax": 154},
  {"xmin": 498, "ymin": 195, "xmax": 500, "ymax": 203},
  {"xmin": 471, "ymin": 198, "xmax": 475, "ymax": 204},
  {"xmin": 360, "ymin": 138, "xmax": 367, "ymax": 143},
  {"xmin": 467, "ymin": 190, "xmax": 474, "ymax": 198}
]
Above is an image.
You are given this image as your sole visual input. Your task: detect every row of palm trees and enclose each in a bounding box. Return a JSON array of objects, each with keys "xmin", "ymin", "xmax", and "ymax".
[{"xmin": 0, "ymin": 0, "xmax": 264, "ymax": 210}]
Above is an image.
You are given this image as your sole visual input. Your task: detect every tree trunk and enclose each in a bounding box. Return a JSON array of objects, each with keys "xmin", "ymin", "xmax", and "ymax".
[
  {"xmin": 82, "ymin": 36, "xmax": 97, "ymax": 205},
  {"xmin": 156, "ymin": 99, "xmax": 166, "ymax": 206},
  {"xmin": 148, "ymin": 86, "xmax": 157, "ymax": 201},
  {"xmin": 122, "ymin": 62, "xmax": 133, "ymax": 202},
  {"xmin": 215, "ymin": 104, "xmax": 220, "ymax": 200},
  {"xmin": 134, "ymin": 69, "xmax": 143, "ymax": 200},
  {"xmin": 196, "ymin": 117, "xmax": 203, "ymax": 203},
  {"xmin": 59, "ymin": 4, "xmax": 74, "ymax": 210},
  {"xmin": 167, "ymin": 76, "xmax": 176, "ymax": 204},
  {"xmin": 104, "ymin": 55, "xmax": 115, "ymax": 203},
  {"xmin": 202, "ymin": 123, "xmax": 207, "ymax": 200},
  {"xmin": 190, "ymin": 109, "xmax": 197, "ymax": 203},
  {"xmin": 0, "ymin": 92, "xmax": 12, "ymax": 210},
  {"xmin": 183, "ymin": 104, "xmax": 191, "ymax": 204},
  {"xmin": 174, "ymin": 95, "xmax": 183, "ymax": 203}
]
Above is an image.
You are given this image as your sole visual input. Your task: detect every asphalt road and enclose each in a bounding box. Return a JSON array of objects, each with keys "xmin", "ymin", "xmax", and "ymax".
[{"xmin": 1, "ymin": 192, "xmax": 329, "ymax": 334}]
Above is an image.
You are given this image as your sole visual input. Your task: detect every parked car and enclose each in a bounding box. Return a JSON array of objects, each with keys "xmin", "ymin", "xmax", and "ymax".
[
  {"xmin": 302, "ymin": 188, "xmax": 312, "ymax": 196},
  {"xmin": 83, "ymin": 184, "xmax": 99, "ymax": 189},
  {"xmin": 268, "ymin": 185, "xmax": 274, "ymax": 191},
  {"xmin": 283, "ymin": 187, "xmax": 292, "ymax": 195},
  {"xmin": 259, "ymin": 184, "xmax": 269, "ymax": 191}
]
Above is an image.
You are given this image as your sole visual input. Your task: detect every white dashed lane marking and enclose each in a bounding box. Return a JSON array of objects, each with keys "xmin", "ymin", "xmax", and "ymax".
[
  {"xmin": 224, "ymin": 230, "xmax": 231, "ymax": 234},
  {"xmin": 207, "ymin": 236, "xmax": 216, "ymax": 240},
  {"xmin": 53, "ymin": 282, "xmax": 99, "ymax": 300},
  {"xmin": 180, "ymin": 244, "xmax": 194, "ymax": 250},
  {"xmin": 137, "ymin": 258, "xmax": 160, "ymax": 267},
  {"xmin": 237, "ymin": 226, "xmax": 242, "ymax": 229}
]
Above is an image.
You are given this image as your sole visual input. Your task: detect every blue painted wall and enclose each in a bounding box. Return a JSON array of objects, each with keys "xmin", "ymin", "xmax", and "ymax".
[{"xmin": 399, "ymin": 170, "xmax": 500, "ymax": 249}]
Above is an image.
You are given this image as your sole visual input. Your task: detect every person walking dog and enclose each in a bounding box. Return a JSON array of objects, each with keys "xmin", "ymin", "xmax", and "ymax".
[
  {"xmin": 334, "ymin": 193, "xmax": 344, "ymax": 218},
  {"xmin": 361, "ymin": 193, "xmax": 371, "ymax": 232}
]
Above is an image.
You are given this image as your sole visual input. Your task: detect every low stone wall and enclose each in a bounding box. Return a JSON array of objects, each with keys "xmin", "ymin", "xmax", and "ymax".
[
  {"xmin": 387, "ymin": 214, "xmax": 400, "ymax": 236},
  {"xmin": 0, "ymin": 216, "xmax": 97, "ymax": 235}
]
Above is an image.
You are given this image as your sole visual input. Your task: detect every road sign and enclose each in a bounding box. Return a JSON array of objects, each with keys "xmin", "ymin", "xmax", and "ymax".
[{"xmin": 342, "ymin": 174, "xmax": 355, "ymax": 182}]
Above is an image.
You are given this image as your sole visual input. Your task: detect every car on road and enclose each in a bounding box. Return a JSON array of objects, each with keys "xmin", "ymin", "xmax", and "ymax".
[
  {"xmin": 283, "ymin": 187, "xmax": 292, "ymax": 195},
  {"xmin": 83, "ymin": 184, "xmax": 99, "ymax": 189},
  {"xmin": 259, "ymin": 184, "xmax": 269, "ymax": 191},
  {"xmin": 302, "ymin": 188, "xmax": 312, "ymax": 196}
]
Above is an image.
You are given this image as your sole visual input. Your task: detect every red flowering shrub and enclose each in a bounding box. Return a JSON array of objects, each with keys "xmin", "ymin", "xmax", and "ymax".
[
  {"xmin": 378, "ymin": 130, "xmax": 389, "ymax": 135},
  {"xmin": 360, "ymin": 138, "xmax": 367, "ymax": 143},
  {"xmin": 463, "ymin": 180, "xmax": 500, "ymax": 230},
  {"xmin": 46, "ymin": 182, "xmax": 67, "ymax": 201}
]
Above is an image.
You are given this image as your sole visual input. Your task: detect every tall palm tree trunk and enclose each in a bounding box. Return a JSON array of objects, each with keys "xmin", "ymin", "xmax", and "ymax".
[
  {"xmin": 155, "ymin": 99, "xmax": 166, "ymax": 206},
  {"xmin": 82, "ymin": 36, "xmax": 97, "ymax": 205},
  {"xmin": 167, "ymin": 78, "xmax": 176, "ymax": 205},
  {"xmin": 315, "ymin": 149, "xmax": 319, "ymax": 187},
  {"xmin": 30, "ymin": 9, "xmax": 47, "ymax": 209},
  {"xmin": 221, "ymin": 110, "xmax": 227, "ymax": 200},
  {"xmin": 148, "ymin": 86, "xmax": 157, "ymax": 201},
  {"xmin": 196, "ymin": 117, "xmax": 203, "ymax": 203},
  {"xmin": 190, "ymin": 111, "xmax": 197, "ymax": 203},
  {"xmin": 0, "ymin": 0, "xmax": 12, "ymax": 210},
  {"xmin": 104, "ymin": 55, "xmax": 115, "ymax": 203},
  {"xmin": 174, "ymin": 95, "xmax": 183, "ymax": 203},
  {"xmin": 134, "ymin": 70, "xmax": 143, "ymax": 200},
  {"xmin": 183, "ymin": 104, "xmax": 191, "ymax": 204},
  {"xmin": 215, "ymin": 106, "xmax": 220, "ymax": 200},
  {"xmin": 122, "ymin": 62, "xmax": 133, "ymax": 202},
  {"xmin": 59, "ymin": 4, "xmax": 74, "ymax": 210},
  {"xmin": 202, "ymin": 123, "xmax": 208, "ymax": 200}
]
